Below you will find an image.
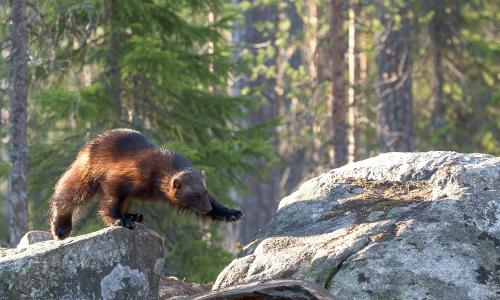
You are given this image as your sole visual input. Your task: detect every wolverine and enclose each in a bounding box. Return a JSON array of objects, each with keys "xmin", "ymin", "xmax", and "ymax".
[{"xmin": 50, "ymin": 128, "xmax": 243, "ymax": 240}]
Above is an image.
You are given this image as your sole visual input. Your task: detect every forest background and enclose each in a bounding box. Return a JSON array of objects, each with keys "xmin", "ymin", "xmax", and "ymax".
[{"xmin": 0, "ymin": 0, "xmax": 498, "ymax": 282}]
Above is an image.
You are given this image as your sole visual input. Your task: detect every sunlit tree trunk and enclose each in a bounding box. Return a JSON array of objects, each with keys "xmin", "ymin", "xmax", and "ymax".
[
  {"xmin": 305, "ymin": 1, "xmax": 318, "ymax": 85},
  {"xmin": 358, "ymin": 9, "xmax": 369, "ymax": 158},
  {"xmin": 8, "ymin": 0, "xmax": 29, "ymax": 247},
  {"xmin": 376, "ymin": 2, "xmax": 413, "ymax": 152},
  {"xmin": 347, "ymin": 0, "xmax": 359, "ymax": 163},
  {"xmin": 304, "ymin": 0, "xmax": 322, "ymax": 167},
  {"xmin": 329, "ymin": 0, "xmax": 347, "ymax": 166}
]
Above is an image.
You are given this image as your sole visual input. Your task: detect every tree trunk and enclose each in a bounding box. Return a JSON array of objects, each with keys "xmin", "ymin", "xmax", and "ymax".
[
  {"xmin": 375, "ymin": 2, "xmax": 413, "ymax": 152},
  {"xmin": 429, "ymin": 2, "xmax": 445, "ymax": 134},
  {"xmin": 108, "ymin": 0, "xmax": 122, "ymax": 123},
  {"xmin": 304, "ymin": 0, "xmax": 322, "ymax": 167},
  {"xmin": 231, "ymin": 1, "xmax": 280, "ymax": 243},
  {"xmin": 274, "ymin": 8, "xmax": 286, "ymax": 118},
  {"xmin": 305, "ymin": 0, "xmax": 318, "ymax": 85},
  {"xmin": 347, "ymin": 0, "xmax": 359, "ymax": 163},
  {"xmin": 8, "ymin": 0, "xmax": 29, "ymax": 247},
  {"xmin": 430, "ymin": 44, "xmax": 444, "ymax": 133},
  {"xmin": 358, "ymin": 9, "xmax": 368, "ymax": 158},
  {"xmin": 329, "ymin": 0, "xmax": 347, "ymax": 166}
]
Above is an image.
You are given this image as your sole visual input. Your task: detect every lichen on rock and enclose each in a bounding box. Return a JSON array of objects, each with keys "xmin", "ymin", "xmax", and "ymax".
[{"xmin": 101, "ymin": 264, "xmax": 150, "ymax": 299}]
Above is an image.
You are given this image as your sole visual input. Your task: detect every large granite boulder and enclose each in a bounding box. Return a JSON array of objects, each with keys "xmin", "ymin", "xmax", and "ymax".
[
  {"xmin": 214, "ymin": 152, "xmax": 500, "ymax": 299},
  {"xmin": 0, "ymin": 224, "xmax": 164, "ymax": 299}
]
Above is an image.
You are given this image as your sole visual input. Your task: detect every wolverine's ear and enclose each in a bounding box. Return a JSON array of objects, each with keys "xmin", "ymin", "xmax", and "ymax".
[
  {"xmin": 173, "ymin": 178, "xmax": 181, "ymax": 189},
  {"xmin": 201, "ymin": 170, "xmax": 206, "ymax": 178}
]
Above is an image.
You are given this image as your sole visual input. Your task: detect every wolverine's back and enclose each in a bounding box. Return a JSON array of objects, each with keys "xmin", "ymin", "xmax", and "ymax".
[{"xmin": 85, "ymin": 128, "xmax": 155, "ymax": 159}]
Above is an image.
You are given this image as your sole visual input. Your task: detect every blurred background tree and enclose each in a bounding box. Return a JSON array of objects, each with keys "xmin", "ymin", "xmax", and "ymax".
[{"xmin": 0, "ymin": 0, "xmax": 498, "ymax": 282}]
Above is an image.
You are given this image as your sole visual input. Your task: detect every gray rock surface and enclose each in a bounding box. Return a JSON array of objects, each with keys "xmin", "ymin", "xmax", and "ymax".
[
  {"xmin": 172, "ymin": 279, "xmax": 334, "ymax": 300},
  {"xmin": 0, "ymin": 224, "xmax": 164, "ymax": 300},
  {"xmin": 214, "ymin": 152, "xmax": 500, "ymax": 299}
]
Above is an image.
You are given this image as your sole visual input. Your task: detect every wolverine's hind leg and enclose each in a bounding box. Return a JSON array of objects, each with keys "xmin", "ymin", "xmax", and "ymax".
[
  {"xmin": 50, "ymin": 208, "xmax": 73, "ymax": 240},
  {"xmin": 50, "ymin": 187, "xmax": 77, "ymax": 240},
  {"xmin": 50, "ymin": 172, "xmax": 99, "ymax": 240},
  {"xmin": 50, "ymin": 177, "xmax": 78, "ymax": 240}
]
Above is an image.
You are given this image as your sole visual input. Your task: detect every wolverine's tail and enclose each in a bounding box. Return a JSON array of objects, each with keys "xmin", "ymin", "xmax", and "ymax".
[{"xmin": 50, "ymin": 151, "xmax": 99, "ymax": 240}]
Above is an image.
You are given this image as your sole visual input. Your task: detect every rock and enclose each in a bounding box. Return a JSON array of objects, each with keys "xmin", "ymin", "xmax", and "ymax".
[
  {"xmin": 159, "ymin": 276, "xmax": 211, "ymax": 299},
  {"xmin": 171, "ymin": 279, "xmax": 333, "ymax": 300},
  {"xmin": 214, "ymin": 152, "xmax": 500, "ymax": 299},
  {"xmin": 16, "ymin": 230, "xmax": 52, "ymax": 248},
  {"xmin": 0, "ymin": 224, "xmax": 165, "ymax": 300}
]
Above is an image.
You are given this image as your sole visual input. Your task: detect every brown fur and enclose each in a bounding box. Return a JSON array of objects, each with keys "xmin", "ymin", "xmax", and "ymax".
[{"xmin": 49, "ymin": 128, "xmax": 243, "ymax": 240}]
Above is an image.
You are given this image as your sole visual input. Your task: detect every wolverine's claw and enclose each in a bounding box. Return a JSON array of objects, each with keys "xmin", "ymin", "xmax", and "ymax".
[
  {"xmin": 123, "ymin": 219, "xmax": 136, "ymax": 229},
  {"xmin": 115, "ymin": 217, "xmax": 136, "ymax": 229},
  {"xmin": 209, "ymin": 207, "xmax": 243, "ymax": 222},
  {"xmin": 124, "ymin": 213, "xmax": 144, "ymax": 223},
  {"xmin": 225, "ymin": 209, "xmax": 243, "ymax": 222}
]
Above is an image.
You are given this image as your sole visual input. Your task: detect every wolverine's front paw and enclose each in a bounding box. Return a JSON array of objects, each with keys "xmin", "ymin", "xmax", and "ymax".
[
  {"xmin": 225, "ymin": 209, "xmax": 243, "ymax": 222},
  {"xmin": 124, "ymin": 213, "xmax": 144, "ymax": 223},
  {"xmin": 114, "ymin": 218, "xmax": 136, "ymax": 230},
  {"xmin": 210, "ymin": 208, "xmax": 243, "ymax": 222}
]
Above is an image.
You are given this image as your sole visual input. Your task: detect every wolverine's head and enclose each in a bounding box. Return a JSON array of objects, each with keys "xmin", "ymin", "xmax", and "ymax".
[{"xmin": 168, "ymin": 169, "xmax": 212, "ymax": 214}]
